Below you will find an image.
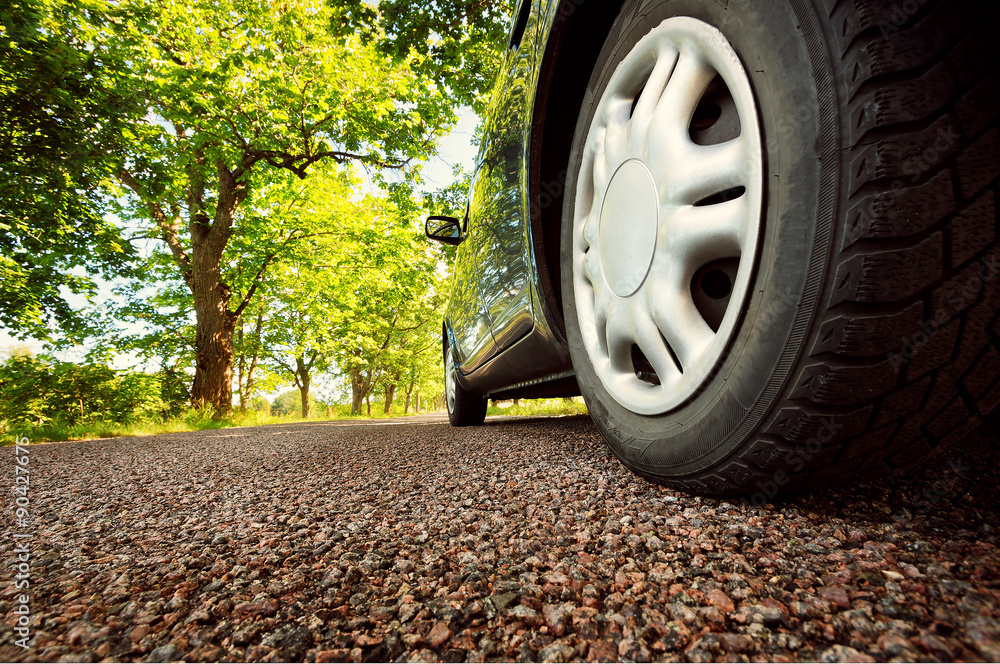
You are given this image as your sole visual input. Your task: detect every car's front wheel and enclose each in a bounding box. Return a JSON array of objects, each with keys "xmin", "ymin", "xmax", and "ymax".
[{"xmin": 561, "ymin": 0, "xmax": 1000, "ymax": 497}]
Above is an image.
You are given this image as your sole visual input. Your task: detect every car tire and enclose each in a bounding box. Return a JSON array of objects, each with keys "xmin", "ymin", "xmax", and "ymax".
[
  {"xmin": 445, "ymin": 337, "xmax": 488, "ymax": 426},
  {"xmin": 560, "ymin": 0, "xmax": 1000, "ymax": 497}
]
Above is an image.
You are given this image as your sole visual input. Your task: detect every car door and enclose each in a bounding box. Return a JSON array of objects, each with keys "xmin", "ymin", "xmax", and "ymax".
[
  {"xmin": 469, "ymin": 0, "xmax": 539, "ymax": 352},
  {"xmin": 447, "ymin": 199, "xmax": 500, "ymax": 374}
]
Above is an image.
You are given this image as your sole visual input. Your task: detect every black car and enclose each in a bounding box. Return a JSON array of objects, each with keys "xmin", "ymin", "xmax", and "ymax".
[{"xmin": 427, "ymin": 0, "xmax": 1000, "ymax": 497}]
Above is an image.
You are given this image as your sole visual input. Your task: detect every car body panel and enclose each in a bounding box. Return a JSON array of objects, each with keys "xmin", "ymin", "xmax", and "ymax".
[
  {"xmin": 444, "ymin": 0, "xmax": 579, "ymax": 396},
  {"xmin": 448, "ymin": 199, "xmax": 501, "ymax": 374},
  {"xmin": 458, "ymin": 277, "xmax": 573, "ymax": 396},
  {"xmin": 467, "ymin": 0, "xmax": 541, "ymax": 351}
]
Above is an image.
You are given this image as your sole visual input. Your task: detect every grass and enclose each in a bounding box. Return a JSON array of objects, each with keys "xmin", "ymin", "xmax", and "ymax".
[
  {"xmin": 4, "ymin": 410, "xmax": 309, "ymax": 445},
  {"xmin": 3, "ymin": 398, "xmax": 590, "ymax": 445},
  {"xmin": 3, "ymin": 406, "xmax": 429, "ymax": 445},
  {"xmin": 487, "ymin": 397, "xmax": 589, "ymax": 418}
]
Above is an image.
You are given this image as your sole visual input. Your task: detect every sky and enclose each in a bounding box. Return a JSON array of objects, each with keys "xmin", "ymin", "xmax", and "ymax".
[{"xmin": 420, "ymin": 106, "xmax": 480, "ymax": 192}]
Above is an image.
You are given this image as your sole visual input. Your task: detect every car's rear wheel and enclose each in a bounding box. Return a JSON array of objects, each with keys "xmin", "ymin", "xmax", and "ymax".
[
  {"xmin": 445, "ymin": 337, "xmax": 488, "ymax": 426},
  {"xmin": 561, "ymin": 0, "xmax": 1000, "ymax": 497}
]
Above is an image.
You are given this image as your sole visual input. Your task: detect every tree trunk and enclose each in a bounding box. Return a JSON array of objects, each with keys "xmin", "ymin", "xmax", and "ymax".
[
  {"xmin": 237, "ymin": 311, "xmax": 264, "ymax": 414},
  {"xmin": 237, "ymin": 324, "xmax": 247, "ymax": 413},
  {"xmin": 384, "ymin": 384, "xmax": 395, "ymax": 415},
  {"xmin": 350, "ymin": 368, "xmax": 367, "ymax": 415},
  {"xmin": 188, "ymin": 158, "xmax": 246, "ymax": 414},
  {"xmin": 404, "ymin": 376, "xmax": 415, "ymax": 414},
  {"xmin": 366, "ymin": 393, "xmax": 371, "ymax": 416},
  {"xmin": 190, "ymin": 303, "xmax": 236, "ymax": 413},
  {"xmin": 298, "ymin": 384, "xmax": 311, "ymax": 419},
  {"xmin": 296, "ymin": 355, "xmax": 312, "ymax": 419}
]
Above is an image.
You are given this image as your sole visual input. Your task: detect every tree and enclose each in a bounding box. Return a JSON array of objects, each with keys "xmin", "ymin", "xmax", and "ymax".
[
  {"xmin": 234, "ymin": 300, "xmax": 281, "ymax": 413},
  {"xmin": 376, "ymin": 0, "xmax": 510, "ymax": 115},
  {"xmin": 112, "ymin": 0, "xmax": 461, "ymax": 412},
  {"xmin": 400, "ymin": 317, "xmax": 446, "ymax": 414},
  {"xmin": 90, "ymin": 245, "xmax": 198, "ymax": 386},
  {"xmin": 263, "ymin": 281, "xmax": 332, "ymax": 420},
  {"xmin": 246, "ymin": 168, "xmax": 355, "ymax": 419},
  {"xmin": 331, "ymin": 220, "xmax": 443, "ymax": 416},
  {"xmin": 0, "ymin": 0, "xmax": 141, "ymax": 339},
  {"xmin": 5, "ymin": 0, "xmax": 510, "ymax": 410},
  {"xmin": 249, "ymin": 168, "xmax": 445, "ymax": 418},
  {"xmin": 270, "ymin": 389, "xmax": 318, "ymax": 418}
]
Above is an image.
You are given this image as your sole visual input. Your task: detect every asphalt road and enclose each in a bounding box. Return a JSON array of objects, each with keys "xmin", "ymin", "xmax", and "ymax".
[{"xmin": 1, "ymin": 414, "xmax": 998, "ymax": 662}]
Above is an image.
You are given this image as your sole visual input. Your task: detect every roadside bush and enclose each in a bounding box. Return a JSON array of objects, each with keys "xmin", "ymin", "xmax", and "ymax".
[
  {"xmin": 0, "ymin": 353, "xmax": 174, "ymax": 428},
  {"xmin": 270, "ymin": 389, "xmax": 319, "ymax": 417}
]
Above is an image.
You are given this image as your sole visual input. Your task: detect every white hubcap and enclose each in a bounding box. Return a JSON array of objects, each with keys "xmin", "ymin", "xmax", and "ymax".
[
  {"xmin": 600, "ymin": 160, "xmax": 659, "ymax": 298},
  {"xmin": 572, "ymin": 17, "xmax": 764, "ymax": 416}
]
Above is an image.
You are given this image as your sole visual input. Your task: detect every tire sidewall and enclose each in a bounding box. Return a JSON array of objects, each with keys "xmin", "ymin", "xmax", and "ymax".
[
  {"xmin": 446, "ymin": 336, "xmax": 488, "ymax": 427},
  {"xmin": 446, "ymin": 339, "xmax": 464, "ymax": 426},
  {"xmin": 561, "ymin": 0, "xmax": 835, "ymax": 479},
  {"xmin": 445, "ymin": 339, "xmax": 458, "ymax": 424}
]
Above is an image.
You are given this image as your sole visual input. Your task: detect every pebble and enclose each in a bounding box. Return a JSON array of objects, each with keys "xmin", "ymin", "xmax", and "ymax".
[{"xmin": 0, "ymin": 416, "xmax": 997, "ymax": 662}]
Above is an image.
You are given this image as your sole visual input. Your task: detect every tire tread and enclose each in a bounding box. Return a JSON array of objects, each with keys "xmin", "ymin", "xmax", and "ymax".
[{"xmin": 732, "ymin": 0, "xmax": 1000, "ymax": 495}]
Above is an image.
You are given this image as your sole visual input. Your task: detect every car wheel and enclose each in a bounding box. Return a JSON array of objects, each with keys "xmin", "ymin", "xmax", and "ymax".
[
  {"xmin": 445, "ymin": 337, "xmax": 488, "ymax": 426},
  {"xmin": 560, "ymin": 0, "xmax": 1000, "ymax": 497}
]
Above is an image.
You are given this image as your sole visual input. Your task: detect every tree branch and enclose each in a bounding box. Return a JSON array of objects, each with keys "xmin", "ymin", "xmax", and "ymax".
[
  {"xmin": 246, "ymin": 148, "xmax": 412, "ymax": 179},
  {"xmin": 117, "ymin": 169, "xmax": 193, "ymax": 290},
  {"xmin": 231, "ymin": 230, "xmax": 339, "ymax": 319}
]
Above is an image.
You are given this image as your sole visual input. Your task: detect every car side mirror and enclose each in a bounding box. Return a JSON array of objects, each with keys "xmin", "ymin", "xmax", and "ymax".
[{"xmin": 425, "ymin": 216, "xmax": 465, "ymax": 246}]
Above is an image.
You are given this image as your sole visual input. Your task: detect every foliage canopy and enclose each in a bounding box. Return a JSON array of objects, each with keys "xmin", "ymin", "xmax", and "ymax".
[
  {"xmin": 0, "ymin": 0, "xmax": 142, "ymax": 339},
  {"xmin": 3, "ymin": 0, "xmax": 514, "ymax": 413}
]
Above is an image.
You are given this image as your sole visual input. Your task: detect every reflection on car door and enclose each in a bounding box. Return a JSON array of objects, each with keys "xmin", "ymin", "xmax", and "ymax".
[
  {"xmin": 469, "ymin": 0, "xmax": 539, "ymax": 352},
  {"xmin": 449, "ymin": 201, "xmax": 500, "ymax": 374}
]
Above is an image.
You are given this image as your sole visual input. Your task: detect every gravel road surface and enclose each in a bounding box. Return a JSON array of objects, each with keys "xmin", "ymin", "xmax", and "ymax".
[{"xmin": 1, "ymin": 414, "xmax": 999, "ymax": 662}]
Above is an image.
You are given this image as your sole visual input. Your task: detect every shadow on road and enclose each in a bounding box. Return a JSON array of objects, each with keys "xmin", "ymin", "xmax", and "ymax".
[{"xmin": 773, "ymin": 424, "xmax": 1000, "ymax": 540}]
